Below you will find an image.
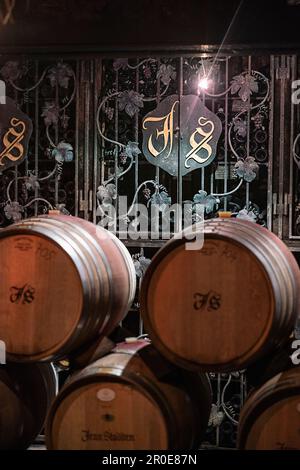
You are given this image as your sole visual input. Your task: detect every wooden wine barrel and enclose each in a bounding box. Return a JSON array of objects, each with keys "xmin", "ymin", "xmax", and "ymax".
[
  {"xmin": 140, "ymin": 218, "xmax": 300, "ymax": 372},
  {"xmin": 0, "ymin": 362, "xmax": 57, "ymax": 449},
  {"xmin": 45, "ymin": 341, "xmax": 212, "ymax": 450},
  {"xmin": 0, "ymin": 214, "xmax": 136, "ymax": 362},
  {"xmin": 238, "ymin": 366, "xmax": 300, "ymax": 449}
]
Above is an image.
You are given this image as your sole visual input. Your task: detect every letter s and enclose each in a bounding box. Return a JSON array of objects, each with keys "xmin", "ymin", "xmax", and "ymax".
[
  {"xmin": 292, "ymin": 80, "xmax": 300, "ymax": 105},
  {"xmin": 290, "ymin": 339, "xmax": 300, "ymax": 365}
]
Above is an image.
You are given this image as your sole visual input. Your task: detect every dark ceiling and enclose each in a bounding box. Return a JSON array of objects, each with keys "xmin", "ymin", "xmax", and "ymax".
[{"xmin": 0, "ymin": 0, "xmax": 299, "ymax": 53}]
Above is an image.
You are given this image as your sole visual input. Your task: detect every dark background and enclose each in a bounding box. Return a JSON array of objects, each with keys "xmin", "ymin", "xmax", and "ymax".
[{"xmin": 1, "ymin": 0, "xmax": 300, "ymax": 53}]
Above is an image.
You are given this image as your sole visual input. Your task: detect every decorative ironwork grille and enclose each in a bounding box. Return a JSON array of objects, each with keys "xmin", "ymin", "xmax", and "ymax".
[
  {"xmin": 0, "ymin": 52, "xmax": 298, "ymax": 449},
  {"xmin": 0, "ymin": 54, "xmax": 272, "ymax": 231},
  {"xmin": 97, "ymin": 55, "xmax": 270, "ymax": 236}
]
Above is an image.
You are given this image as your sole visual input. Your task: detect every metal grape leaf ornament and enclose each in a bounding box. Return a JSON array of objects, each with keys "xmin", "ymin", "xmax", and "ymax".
[
  {"xmin": 0, "ymin": 97, "xmax": 33, "ymax": 171},
  {"xmin": 142, "ymin": 94, "xmax": 222, "ymax": 176}
]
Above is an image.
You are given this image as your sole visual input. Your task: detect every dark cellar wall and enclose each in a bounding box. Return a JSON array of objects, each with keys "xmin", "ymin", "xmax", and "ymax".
[{"xmin": 0, "ymin": 0, "xmax": 300, "ymax": 53}]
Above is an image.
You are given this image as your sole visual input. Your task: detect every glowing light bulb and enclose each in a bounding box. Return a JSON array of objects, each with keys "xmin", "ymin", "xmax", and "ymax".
[{"xmin": 198, "ymin": 77, "xmax": 209, "ymax": 90}]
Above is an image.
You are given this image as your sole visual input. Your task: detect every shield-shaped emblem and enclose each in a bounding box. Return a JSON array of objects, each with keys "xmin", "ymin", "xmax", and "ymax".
[
  {"xmin": 0, "ymin": 97, "xmax": 33, "ymax": 172},
  {"xmin": 142, "ymin": 94, "xmax": 222, "ymax": 176}
]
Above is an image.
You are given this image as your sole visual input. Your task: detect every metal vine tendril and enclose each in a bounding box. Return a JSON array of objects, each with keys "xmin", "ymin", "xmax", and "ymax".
[
  {"xmin": 1, "ymin": 61, "xmax": 76, "ymax": 219},
  {"xmin": 0, "ymin": 0, "xmax": 15, "ymax": 26},
  {"xmin": 46, "ymin": 69, "xmax": 76, "ymax": 148},
  {"xmin": 96, "ymin": 58, "xmax": 173, "ymax": 209},
  {"xmin": 5, "ymin": 160, "xmax": 62, "ymax": 206},
  {"xmin": 97, "ymin": 180, "xmax": 160, "ymax": 221},
  {"xmin": 220, "ymin": 374, "xmax": 239, "ymax": 425},
  {"xmin": 293, "ymin": 133, "xmax": 300, "ymax": 168},
  {"xmin": 8, "ymin": 68, "xmax": 49, "ymax": 93},
  {"xmin": 228, "ymin": 71, "xmax": 270, "ymax": 160},
  {"xmin": 98, "ymin": 62, "xmax": 269, "ymax": 205}
]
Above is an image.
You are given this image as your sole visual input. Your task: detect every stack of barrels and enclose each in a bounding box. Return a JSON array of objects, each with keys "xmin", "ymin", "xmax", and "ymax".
[
  {"xmin": 1, "ymin": 214, "xmax": 300, "ymax": 450},
  {"xmin": 0, "ymin": 213, "xmax": 212, "ymax": 450},
  {"xmin": 0, "ymin": 213, "xmax": 137, "ymax": 449},
  {"xmin": 139, "ymin": 218, "xmax": 300, "ymax": 450}
]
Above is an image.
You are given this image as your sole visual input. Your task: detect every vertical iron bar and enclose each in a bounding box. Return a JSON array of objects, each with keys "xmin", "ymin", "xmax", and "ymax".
[
  {"xmin": 138, "ymin": 275, "xmax": 143, "ymax": 336},
  {"xmin": 155, "ymin": 59, "xmax": 160, "ymax": 185},
  {"xmin": 135, "ymin": 60, "xmax": 140, "ymax": 193},
  {"xmin": 246, "ymin": 56, "xmax": 252, "ymax": 210},
  {"xmin": 24, "ymin": 59, "xmax": 29, "ymax": 179},
  {"xmin": 289, "ymin": 55, "xmax": 296, "ymax": 239},
  {"xmin": 14, "ymin": 87, "xmax": 18, "ymax": 202},
  {"xmin": 84, "ymin": 63, "xmax": 90, "ymax": 220},
  {"xmin": 210, "ymin": 56, "xmax": 216, "ymax": 198},
  {"xmin": 278, "ymin": 55, "xmax": 287, "ymax": 239},
  {"xmin": 267, "ymin": 56, "xmax": 275, "ymax": 231},
  {"xmin": 210, "ymin": 172, "xmax": 214, "ymax": 194},
  {"xmin": 75, "ymin": 60, "xmax": 80, "ymax": 217},
  {"xmin": 240, "ymin": 372, "xmax": 246, "ymax": 407},
  {"xmin": 216, "ymin": 374, "xmax": 221, "ymax": 447},
  {"xmin": 54, "ymin": 80, "xmax": 59, "ymax": 206},
  {"xmin": 114, "ymin": 70, "xmax": 119, "ymax": 232},
  {"xmin": 34, "ymin": 60, "xmax": 39, "ymax": 215},
  {"xmin": 224, "ymin": 57, "xmax": 229, "ymax": 210},
  {"xmin": 177, "ymin": 57, "xmax": 183, "ymax": 232},
  {"xmin": 93, "ymin": 58, "xmax": 101, "ymax": 224},
  {"xmin": 99, "ymin": 62, "xmax": 105, "ymax": 189},
  {"xmin": 201, "ymin": 62, "xmax": 206, "ymax": 191},
  {"xmin": 201, "ymin": 149, "xmax": 205, "ymax": 191}
]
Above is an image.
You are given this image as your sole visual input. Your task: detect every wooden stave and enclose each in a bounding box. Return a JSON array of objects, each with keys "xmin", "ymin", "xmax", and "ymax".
[
  {"xmin": 45, "ymin": 345, "xmax": 212, "ymax": 450},
  {"xmin": 140, "ymin": 219, "xmax": 300, "ymax": 372},
  {"xmin": 206, "ymin": 220, "xmax": 297, "ymax": 334},
  {"xmin": 0, "ymin": 215, "xmax": 136, "ymax": 362},
  {"xmin": 204, "ymin": 221, "xmax": 285, "ymax": 321},
  {"xmin": 0, "ymin": 362, "xmax": 57, "ymax": 449},
  {"xmin": 213, "ymin": 219, "xmax": 300, "ymax": 326},
  {"xmin": 185, "ymin": 219, "xmax": 298, "ymax": 338},
  {"xmin": 211, "ymin": 220, "xmax": 300, "ymax": 346},
  {"xmin": 205, "ymin": 224, "xmax": 289, "ymax": 341},
  {"xmin": 198, "ymin": 220, "xmax": 298, "ymax": 362},
  {"xmin": 238, "ymin": 366, "xmax": 300, "ymax": 449}
]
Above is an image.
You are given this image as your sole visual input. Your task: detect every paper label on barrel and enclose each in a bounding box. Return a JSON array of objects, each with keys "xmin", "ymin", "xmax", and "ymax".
[{"xmin": 96, "ymin": 388, "xmax": 116, "ymax": 402}]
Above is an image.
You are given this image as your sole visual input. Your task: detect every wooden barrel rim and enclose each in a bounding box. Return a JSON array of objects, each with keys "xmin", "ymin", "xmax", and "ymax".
[
  {"xmin": 215, "ymin": 220, "xmax": 299, "ymax": 328},
  {"xmin": 205, "ymin": 223, "xmax": 289, "ymax": 333},
  {"xmin": 108, "ymin": 234, "xmax": 137, "ymax": 312},
  {"xmin": 213, "ymin": 223, "xmax": 299, "ymax": 340},
  {"xmin": 140, "ymin": 231, "xmax": 276, "ymax": 372}
]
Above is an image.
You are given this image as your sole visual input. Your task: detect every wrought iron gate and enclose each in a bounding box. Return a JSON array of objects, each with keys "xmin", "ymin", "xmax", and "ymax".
[{"xmin": 0, "ymin": 51, "xmax": 299, "ymax": 448}]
